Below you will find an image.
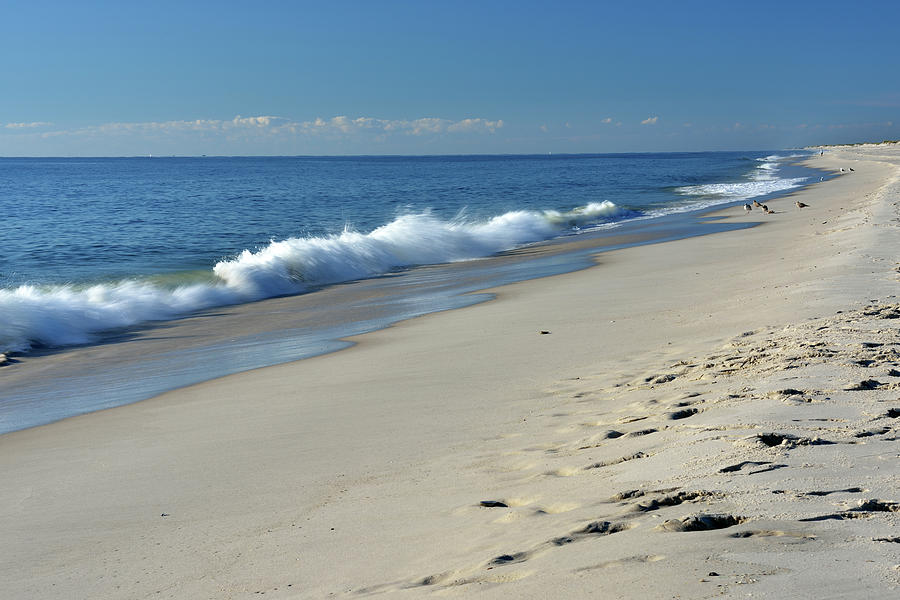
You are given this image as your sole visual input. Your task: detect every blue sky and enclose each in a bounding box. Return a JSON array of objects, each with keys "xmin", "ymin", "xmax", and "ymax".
[{"xmin": 2, "ymin": 0, "xmax": 898, "ymax": 155}]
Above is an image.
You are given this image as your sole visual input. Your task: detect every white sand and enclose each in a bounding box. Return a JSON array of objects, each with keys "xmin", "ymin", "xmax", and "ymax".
[{"xmin": 1, "ymin": 145, "xmax": 898, "ymax": 598}]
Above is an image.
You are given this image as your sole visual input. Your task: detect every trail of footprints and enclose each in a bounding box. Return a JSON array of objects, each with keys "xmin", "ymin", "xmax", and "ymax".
[
  {"xmin": 385, "ymin": 487, "xmax": 742, "ymax": 592},
  {"xmin": 365, "ymin": 304, "xmax": 900, "ymax": 593}
]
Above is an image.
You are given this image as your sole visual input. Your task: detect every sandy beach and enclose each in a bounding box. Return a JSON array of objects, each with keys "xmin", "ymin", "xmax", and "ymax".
[{"xmin": 2, "ymin": 145, "xmax": 899, "ymax": 598}]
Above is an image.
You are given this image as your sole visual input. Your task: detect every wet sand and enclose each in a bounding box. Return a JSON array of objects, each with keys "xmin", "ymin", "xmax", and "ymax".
[{"xmin": 1, "ymin": 144, "xmax": 898, "ymax": 598}]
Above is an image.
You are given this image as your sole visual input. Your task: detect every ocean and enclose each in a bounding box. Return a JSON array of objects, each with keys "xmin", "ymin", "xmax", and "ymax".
[{"xmin": 0, "ymin": 151, "xmax": 825, "ymax": 432}]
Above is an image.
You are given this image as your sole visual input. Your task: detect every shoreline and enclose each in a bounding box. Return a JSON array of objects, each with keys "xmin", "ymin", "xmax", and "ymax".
[
  {"xmin": 0, "ymin": 155, "xmax": 824, "ymax": 435},
  {"xmin": 1, "ymin": 146, "xmax": 898, "ymax": 598},
  {"xmin": 0, "ymin": 216, "xmax": 758, "ymax": 435}
]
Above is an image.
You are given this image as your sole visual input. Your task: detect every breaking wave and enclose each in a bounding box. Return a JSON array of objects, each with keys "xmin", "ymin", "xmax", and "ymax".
[
  {"xmin": 676, "ymin": 156, "xmax": 808, "ymax": 200},
  {"xmin": 0, "ymin": 202, "xmax": 629, "ymax": 352},
  {"xmin": 674, "ymin": 176, "xmax": 808, "ymax": 200}
]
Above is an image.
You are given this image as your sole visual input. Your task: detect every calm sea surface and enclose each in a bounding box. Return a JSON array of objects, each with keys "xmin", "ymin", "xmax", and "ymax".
[{"xmin": 0, "ymin": 151, "xmax": 825, "ymax": 432}]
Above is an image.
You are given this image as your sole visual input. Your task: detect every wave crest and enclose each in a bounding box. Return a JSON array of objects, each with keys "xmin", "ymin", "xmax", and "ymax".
[
  {"xmin": 675, "ymin": 176, "xmax": 807, "ymax": 200},
  {"xmin": 1, "ymin": 203, "xmax": 627, "ymax": 352}
]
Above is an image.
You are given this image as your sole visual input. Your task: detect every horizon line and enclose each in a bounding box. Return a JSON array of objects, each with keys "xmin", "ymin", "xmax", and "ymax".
[{"xmin": 0, "ymin": 148, "xmax": 810, "ymax": 160}]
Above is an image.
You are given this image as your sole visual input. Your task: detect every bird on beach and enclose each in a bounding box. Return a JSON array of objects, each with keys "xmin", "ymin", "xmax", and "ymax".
[
  {"xmin": 753, "ymin": 200, "xmax": 762, "ymax": 208},
  {"xmin": 849, "ymin": 167, "xmax": 855, "ymax": 172},
  {"xmin": 796, "ymin": 201, "xmax": 809, "ymax": 209},
  {"xmin": 744, "ymin": 203, "xmax": 752, "ymax": 212},
  {"xmin": 763, "ymin": 205, "xmax": 773, "ymax": 214}
]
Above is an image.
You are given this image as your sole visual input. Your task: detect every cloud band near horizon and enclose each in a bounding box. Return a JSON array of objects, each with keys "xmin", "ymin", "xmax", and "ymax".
[{"xmin": 1, "ymin": 115, "xmax": 505, "ymax": 140}]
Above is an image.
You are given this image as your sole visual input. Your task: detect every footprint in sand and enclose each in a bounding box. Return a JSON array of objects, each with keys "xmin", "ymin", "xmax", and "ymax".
[
  {"xmin": 667, "ymin": 407, "xmax": 700, "ymax": 420},
  {"xmin": 845, "ymin": 379, "xmax": 888, "ymax": 391},
  {"xmin": 487, "ymin": 519, "xmax": 636, "ymax": 573},
  {"xmin": 413, "ymin": 568, "xmax": 532, "ymax": 588},
  {"xmin": 853, "ymin": 426, "xmax": 892, "ymax": 438},
  {"xmin": 549, "ymin": 520, "xmax": 634, "ymax": 546},
  {"xmin": 740, "ymin": 432, "xmax": 835, "ymax": 449},
  {"xmin": 626, "ymin": 428, "xmax": 659, "ymax": 437},
  {"xmin": 630, "ymin": 490, "xmax": 716, "ymax": 513},
  {"xmin": 798, "ymin": 512, "xmax": 871, "ymax": 522},
  {"xmin": 489, "ymin": 551, "xmax": 532, "ymax": 565},
  {"xmin": 616, "ymin": 415, "xmax": 650, "ymax": 424},
  {"xmin": 609, "ymin": 486, "xmax": 681, "ymax": 502},
  {"xmin": 656, "ymin": 513, "xmax": 746, "ymax": 532},
  {"xmin": 799, "ymin": 486, "xmax": 866, "ymax": 497},
  {"xmin": 730, "ymin": 530, "xmax": 816, "ymax": 543},
  {"xmin": 576, "ymin": 429, "xmax": 627, "ymax": 450},
  {"xmin": 768, "ymin": 388, "xmax": 819, "ymax": 403},
  {"xmin": 480, "ymin": 500, "xmax": 509, "ymax": 508},
  {"xmin": 719, "ymin": 460, "xmax": 787, "ymax": 474},
  {"xmin": 798, "ymin": 499, "xmax": 899, "ymax": 521},
  {"xmin": 644, "ymin": 373, "xmax": 678, "ymax": 385},
  {"xmin": 585, "ymin": 451, "xmax": 649, "ymax": 470}
]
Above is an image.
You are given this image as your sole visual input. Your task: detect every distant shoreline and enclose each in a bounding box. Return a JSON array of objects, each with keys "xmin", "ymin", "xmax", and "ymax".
[{"xmin": 806, "ymin": 140, "xmax": 900, "ymax": 148}]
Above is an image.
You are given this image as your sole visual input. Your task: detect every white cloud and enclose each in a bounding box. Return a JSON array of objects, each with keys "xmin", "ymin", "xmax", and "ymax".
[
  {"xmin": 295, "ymin": 115, "xmax": 502, "ymax": 136},
  {"xmin": 410, "ymin": 117, "xmax": 448, "ymax": 135},
  {"xmin": 231, "ymin": 115, "xmax": 283, "ymax": 127},
  {"xmin": 600, "ymin": 117, "xmax": 612, "ymax": 124},
  {"xmin": 540, "ymin": 124, "xmax": 548, "ymax": 132},
  {"xmin": 19, "ymin": 115, "xmax": 504, "ymax": 143},
  {"xmin": 641, "ymin": 116, "xmax": 659, "ymax": 125},
  {"xmin": 36, "ymin": 116, "xmax": 287, "ymax": 137},
  {"xmin": 4, "ymin": 121, "xmax": 53, "ymax": 129},
  {"xmin": 447, "ymin": 118, "xmax": 503, "ymax": 133}
]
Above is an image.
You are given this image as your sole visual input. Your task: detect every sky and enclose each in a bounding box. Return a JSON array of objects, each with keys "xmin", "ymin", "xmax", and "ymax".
[{"xmin": 2, "ymin": 0, "xmax": 899, "ymax": 156}]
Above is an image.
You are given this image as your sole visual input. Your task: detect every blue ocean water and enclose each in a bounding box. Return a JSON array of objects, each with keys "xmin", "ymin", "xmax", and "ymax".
[
  {"xmin": 1, "ymin": 152, "xmax": 816, "ymax": 355},
  {"xmin": 0, "ymin": 151, "xmax": 830, "ymax": 433}
]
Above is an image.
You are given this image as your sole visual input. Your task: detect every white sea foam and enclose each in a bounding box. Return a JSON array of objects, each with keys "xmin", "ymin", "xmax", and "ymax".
[
  {"xmin": 751, "ymin": 162, "xmax": 778, "ymax": 181},
  {"xmin": 0, "ymin": 202, "xmax": 627, "ymax": 352},
  {"xmin": 0, "ymin": 281, "xmax": 240, "ymax": 351},
  {"xmin": 676, "ymin": 156, "xmax": 807, "ymax": 201},
  {"xmin": 675, "ymin": 176, "xmax": 808, "ymax": 200},
  {"xmin": 757, "ymin": 153, "xmax": 803, "ymax": 162}
]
